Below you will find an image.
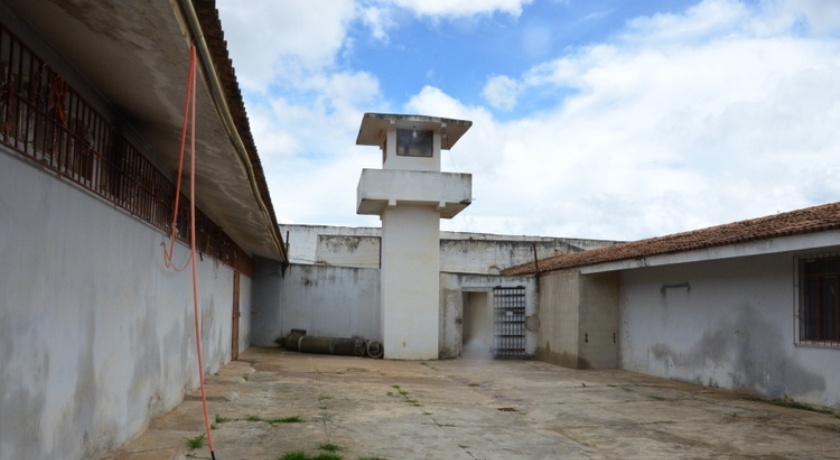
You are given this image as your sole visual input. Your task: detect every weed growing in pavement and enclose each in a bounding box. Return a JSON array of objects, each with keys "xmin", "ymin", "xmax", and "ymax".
[
  {"xmin": 770, "ymin": 399, "xmax": 833, "ymax": 414},
  {"xmin": 279, "ymin": 452, "xmax": 309, "ymax": 460},
  {"xmin": 229, "ymin": 415, "xmax": 305, "ymax": 425},
  {"xmin": 745, "ymin": 396, "xmax": 835, "ymax": 415},
  {"xmin": 319, "ymin": 443, "xmax": 342, "ymax": 452},
  {"xmin": 277, "ymin": 452, "xmax": 343, "ymax": 460},
  {"xmin": 390, "ymin": 384, "xmax": 421, "ymax": 407},
  {"xmin": 278, "ymin": 452, "xmax": 387, "ymax": 460},
  {"xmin": 186, "ymin": 434, "xmax": 205, "ymax": 449},
  {"xmin": 267, "ymin": 416, "xmax": 304, "ymax": 425}
]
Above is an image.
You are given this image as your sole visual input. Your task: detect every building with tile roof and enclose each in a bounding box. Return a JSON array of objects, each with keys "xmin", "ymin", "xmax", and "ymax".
[{"xmin": 503, "ymin": 201, "xmax": 840, "ymax": 410}]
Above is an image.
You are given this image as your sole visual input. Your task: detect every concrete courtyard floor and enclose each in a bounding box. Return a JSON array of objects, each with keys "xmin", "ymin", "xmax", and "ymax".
[{"xmin": 102, "ymin": 347, "xmax": 840, "ymax": 460}]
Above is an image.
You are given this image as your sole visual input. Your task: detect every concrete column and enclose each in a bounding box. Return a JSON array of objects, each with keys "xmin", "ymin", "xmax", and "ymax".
[{"xmin": 381, "ymin": 205, "xmax": 441, "ymax": 359}]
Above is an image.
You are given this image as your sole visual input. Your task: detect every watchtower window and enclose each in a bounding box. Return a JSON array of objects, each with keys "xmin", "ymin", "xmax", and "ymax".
[{"xmin": 396, "ymin": 129, "xmax": 433, "ymax": 157}]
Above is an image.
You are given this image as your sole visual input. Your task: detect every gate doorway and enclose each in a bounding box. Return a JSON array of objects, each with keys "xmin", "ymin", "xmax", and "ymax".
[
  {"xmin": 462, "ymin": 291, "xmax": 493, "ymax": 358},
  {"xmin": 493, "ymin": 286, "xmax": 526, "ymax": 358},
  {"xmin": 231, "ymin": 271, "xmax": 241, "ymax": 361}
]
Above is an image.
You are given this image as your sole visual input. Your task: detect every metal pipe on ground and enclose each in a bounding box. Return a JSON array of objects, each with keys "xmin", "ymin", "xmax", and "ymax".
[
  {"xmin": 298, "ymin": 336, "xmax": 366, "ymax": 357},
  {"xmin": 280, "ymin": 331, "xmax": 383, "ymax": 358}
]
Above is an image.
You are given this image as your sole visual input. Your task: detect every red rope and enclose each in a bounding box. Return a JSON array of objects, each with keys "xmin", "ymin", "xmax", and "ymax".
[{"xmin": 162, "ymin": 44, "xmax": 217, "ymax": 457}]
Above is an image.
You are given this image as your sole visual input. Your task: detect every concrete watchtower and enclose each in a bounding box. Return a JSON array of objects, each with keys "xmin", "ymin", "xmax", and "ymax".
[{"xmin": 355, "ymin": 113, "xmax": 473, "ymax": 360}]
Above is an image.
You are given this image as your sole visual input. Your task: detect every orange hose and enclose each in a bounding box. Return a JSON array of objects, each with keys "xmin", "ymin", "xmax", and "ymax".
[
  {"xmin": 163, "ymin": 44, "xmax": 217, "ymax": 457},
  {"xmin": 162, "ymin": 46, "xmax": 196, "ymax": 272}
]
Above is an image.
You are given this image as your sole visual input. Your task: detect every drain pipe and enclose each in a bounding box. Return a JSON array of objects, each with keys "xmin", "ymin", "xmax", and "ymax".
[{"xmin": 171, "ymin": 0, "xmax": 287, "ymax": 262}]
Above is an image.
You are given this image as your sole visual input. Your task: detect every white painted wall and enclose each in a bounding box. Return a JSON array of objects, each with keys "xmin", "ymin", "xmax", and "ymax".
[
  {"xmin": 281, "ymin": 224, "xmax": 618, "ymax": 275},
  {"xmin": 282, "ymin": 225, "xmax": 380, "ymax": 265},
  {"xmin": 620, "ymin": 252, "xmax": 840, "ymax": 409},
  {"xmin": 381, "ymin": 205, "xmax": 441, "ymax": 359},
  {"xmin": 250, "ymin": 262, "xmax": 381, "ymax": 346},
  {"xmin": 356, "ymin": 168, "xmax": 472, "ymax": 218},
  {"xmin": 317, "ymin": 235, "xmax": 381, "ymax": 269},
  {"xmin": 0, "ymin": 152, "xmax": 242, "ymax": 459}
]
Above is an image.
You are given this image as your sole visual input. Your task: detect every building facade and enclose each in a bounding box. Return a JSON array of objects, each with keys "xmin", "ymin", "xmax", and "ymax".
[
  {"xmin": 252, "ymin": 224, "xmax": 617, "ymax": 359},
  {"xmin": 506, "ymin": 202, "xmax": 840, "ymax": 410},
  {"xmin": 0, "ymin": 1, "xmax": 286, "ymax": 458}
]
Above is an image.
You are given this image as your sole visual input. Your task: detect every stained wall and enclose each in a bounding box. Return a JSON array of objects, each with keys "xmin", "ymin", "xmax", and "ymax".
[
  {"xmin": 620, "ymin": 253, "xmax": 840, "ymax": 408},
  {"xmin": 0, "ymin": 152, "xmax": 243, "ymax": 459}
]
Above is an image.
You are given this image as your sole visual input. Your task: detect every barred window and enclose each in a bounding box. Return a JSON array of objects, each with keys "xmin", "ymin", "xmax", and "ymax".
[
  {"xmin": 799, "ymin": 254, "xmax": 840, "ymax": 346},
  {"xmin": 1, "ymin": 20, "xmax": 250, "ymax": 273}
]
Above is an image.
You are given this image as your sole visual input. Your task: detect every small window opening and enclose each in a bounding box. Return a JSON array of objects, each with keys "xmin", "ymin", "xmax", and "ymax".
[
  {"xmin": 799, "ymin": 254, "xmax": 840, "ymax": 346},
  {"xmin": 396, "ymin": 128, "xmax": 433, "ymax": 157}
]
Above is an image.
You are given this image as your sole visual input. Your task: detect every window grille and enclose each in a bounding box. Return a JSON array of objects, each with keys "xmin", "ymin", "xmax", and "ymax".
[
  {"xmin": 798, "ymin": 253, "xmax": 840, "ymax": 346},
  {"xmin": 493, "ymin": 286, "xmax": 527, "ymax": 358},
  {"xmin": 0, "ymin": 21, "xmax": 248, "ymax": 272}
]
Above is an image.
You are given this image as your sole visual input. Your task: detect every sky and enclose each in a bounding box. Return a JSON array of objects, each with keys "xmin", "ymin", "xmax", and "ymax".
[{"xmin": 216, "ymin": 0, "xmax": 840, "ymax": 242}]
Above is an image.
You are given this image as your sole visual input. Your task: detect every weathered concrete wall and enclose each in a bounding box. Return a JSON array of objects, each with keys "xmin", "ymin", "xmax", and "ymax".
[
  {"xmin": 440, "ymin": 239, "xmax": 579, "ymax": 275},
  {"xmin": 620, "ymin": 253, "xmax": 840, "ymax": 409},
  {"xmin": 440, "ymin": 273, "xmax": 537, "ymax": 359},
  {"xmin": 250, "ymin": 263, "xmax": 381, "ymax": 347},
  {"xmin": 579, "ymin": 273, "xmax": 620, "ymax": 369},
  {"xmin": 281, "ymin": 225, "xmax": 619, "ymax": 274},
  {"xmin": 381, "ymin": 205, "xmax": 441, "ymax": 359},
  {"xmin": 535, "ymin": 270, "xmax": 581, "ymax": 368},
  {"xmin": 281, "ymin": 225, "xmax": 380, "ymax": 265},
  {"xmin": 276, "ymin": 225, "xmax": 588, "ymax": 360},
  {"xmin": 317, "ymin": 235, "xmax": 380, "ymax": 269},
  {"xmin": 0, "ymin": 153, "xmax": 241, "ymax": 459},
  {"xmin": 534, "ymin": 270, "xmax": 620, "ymax": 369}
]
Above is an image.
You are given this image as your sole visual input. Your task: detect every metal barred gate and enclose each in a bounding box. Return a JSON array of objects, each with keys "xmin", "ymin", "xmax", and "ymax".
[{"xmin": 493, "ymin": 286, "xmax": 526, "ymax": 358}]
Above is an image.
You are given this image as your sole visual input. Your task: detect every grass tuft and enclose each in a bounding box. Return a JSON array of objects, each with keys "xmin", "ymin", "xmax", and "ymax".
[
  {"xmin": 269, "ymin": 415, "xmax": 304, "ymax": 424},
  {"xmin": 313, "ymin": 454, "xmax": 343, "ymax": 460},
  {"xmin": 319, "ymin": 443, "xmax": 342, "ymax": 452},
  {"xmin": 278, "ymin": 452, "xmax": 310, "ymax": 460},
  {"xmin": 186, "ymin": 434, "xmax": 205, "ymax": 450}
]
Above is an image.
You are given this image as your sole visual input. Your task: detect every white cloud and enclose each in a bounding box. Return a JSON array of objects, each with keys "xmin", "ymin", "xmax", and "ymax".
[
  {"xmin": 216, "ymin": 0, "xmax": 356, "ymax": 90},
  {"xmin": 425, "ymin": 0, "xmax": 840, "ymax": 239},
  {"xmin": 773, "ymin": 0, "xmax": 840, "ymax": 36},
  {"xmin": 241, "ymin": 69, "xmax": 388, "ymax": 226},
  {"xmin": 482, "ymin": 75, "xmax": 520, "ymax": 110},
  {"xmin": 360, "ymin": 5, "xmax": 394, "ymax": 41},
  {"xmin": 387, "ymin": 0, "xmax": 533, "ymax": 17},
  {"xmin": 220, "ymin": 0, "xmax": 840, "ymax": 240}
]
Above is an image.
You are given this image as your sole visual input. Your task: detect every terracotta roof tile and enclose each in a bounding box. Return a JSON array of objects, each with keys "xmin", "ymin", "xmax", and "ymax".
[
  {"xmin": 502, "ymin": 201, "xmax": 840, "ymax": 276},
  {"xmin": 193, "ymin": 0, "xmax": 285, "ymax": 261}
]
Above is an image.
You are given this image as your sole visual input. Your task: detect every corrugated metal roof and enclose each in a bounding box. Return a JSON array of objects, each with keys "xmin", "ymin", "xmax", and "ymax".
[{"xmin": 502, "ymin": 201, "xmax": 840, "ymax": 276}]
